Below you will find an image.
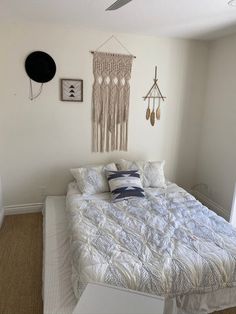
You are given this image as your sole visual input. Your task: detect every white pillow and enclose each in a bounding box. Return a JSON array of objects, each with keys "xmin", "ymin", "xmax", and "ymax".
[
  {"xmin": 117, "ymin": 159, "xmax": 166, "ymax": 188},
  {"xmin": 70, "ymin": 163, "xmax": 117, "ymax": 195}
]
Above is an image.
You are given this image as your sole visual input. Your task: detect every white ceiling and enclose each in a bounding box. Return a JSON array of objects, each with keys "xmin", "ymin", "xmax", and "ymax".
[{"xmin": 1, "ymin": 0, "xmax": 236, "ymax": 40}]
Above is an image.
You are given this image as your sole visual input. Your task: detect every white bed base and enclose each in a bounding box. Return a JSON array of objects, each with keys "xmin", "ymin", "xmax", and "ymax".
[
  {"xmin": 43, "ymin": 196, "xmax": 236, "ymax": 314},
  {"xmin": 43, "ymin": 196, "xmax": 77, "ymax": 314}
]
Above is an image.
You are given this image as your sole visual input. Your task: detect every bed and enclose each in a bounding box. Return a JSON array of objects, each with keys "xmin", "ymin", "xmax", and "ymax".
[{"xmin": 43, "ymin": 182, "xmax": 236, "ymax": 314}]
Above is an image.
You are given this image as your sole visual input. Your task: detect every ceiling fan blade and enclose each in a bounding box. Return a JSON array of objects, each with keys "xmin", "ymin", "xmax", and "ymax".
[{"xmin": 106, "ymin": 0, "xmax": 133, "ymax": 11}]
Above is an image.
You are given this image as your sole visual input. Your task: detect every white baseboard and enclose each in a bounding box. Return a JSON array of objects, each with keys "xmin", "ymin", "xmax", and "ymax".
[
  {"xmin": 4, "ymin": 202, "xmax": 44, "ymax": 215},
  {"xmin": 191, "ymin": 190, "xmax": 230, "ymax": 221}
]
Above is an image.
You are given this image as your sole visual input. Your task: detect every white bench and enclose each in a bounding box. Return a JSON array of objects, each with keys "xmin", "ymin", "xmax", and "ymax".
[{"xmin": 73, "ymin": 282, "xmax": 164, "ymax": 314}]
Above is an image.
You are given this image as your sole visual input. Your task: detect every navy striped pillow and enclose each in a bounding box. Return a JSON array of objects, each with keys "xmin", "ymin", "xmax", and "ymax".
[{"xmin": 106, "ymin": 170, "xmax": 145, "ymax": 202}]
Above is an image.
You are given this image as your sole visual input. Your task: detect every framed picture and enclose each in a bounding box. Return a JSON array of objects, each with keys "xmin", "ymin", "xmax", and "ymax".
[{"xmin": 60, "ymin": 79, "xmax": 83, "ymax": 102}]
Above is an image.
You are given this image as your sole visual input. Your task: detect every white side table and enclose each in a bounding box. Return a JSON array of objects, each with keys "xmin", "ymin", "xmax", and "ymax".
[{"xmin": 73, "ymin": 283, "xmax": 165, "ymax": 314}]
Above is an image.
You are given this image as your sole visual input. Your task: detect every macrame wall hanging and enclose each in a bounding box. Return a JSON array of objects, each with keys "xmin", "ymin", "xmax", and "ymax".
[
  {"xmin": 91, "ymin": 35, "xmax": 135, "ymax": 152},
  {"xmin": 143, "ymin": 66, "xmax": 166, "ymax": 126}
]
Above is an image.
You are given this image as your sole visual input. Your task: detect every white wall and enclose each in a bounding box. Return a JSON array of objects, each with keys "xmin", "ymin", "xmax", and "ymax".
[
  {"xmin": 196, "ymin": 33, "xmax": 236, "ymax": 212},
  {"xmin": 230, "ymin": 183, "xmax": 236, "ymax": 227},
  {"xmin": 0, "ymin": 21, "xmax": 209, "ymax": 206}
]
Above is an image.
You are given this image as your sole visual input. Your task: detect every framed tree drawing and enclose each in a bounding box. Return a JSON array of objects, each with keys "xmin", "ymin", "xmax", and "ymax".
[{"xmin": 60, "ymin": 79, "xmax": 83, "ymax": 102}]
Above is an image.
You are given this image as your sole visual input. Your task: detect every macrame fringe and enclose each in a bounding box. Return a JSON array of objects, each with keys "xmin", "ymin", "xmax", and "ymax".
[{"xmin": 92, "ymin": 52, "xmax": 133, "ymax": 152}]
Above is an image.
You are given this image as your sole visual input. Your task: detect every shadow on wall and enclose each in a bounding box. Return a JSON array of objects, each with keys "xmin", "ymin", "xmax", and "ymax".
[
  {"xmin": 170, "ymin": 44, "xmax": 208, "ymax": 189},
  {"xmin": 200, "ymin": 20, "xmax": 236, "ymax": 40},
  {"xmin": 230, "ymin": 183, "xmax": 236, "ymax": 226}
]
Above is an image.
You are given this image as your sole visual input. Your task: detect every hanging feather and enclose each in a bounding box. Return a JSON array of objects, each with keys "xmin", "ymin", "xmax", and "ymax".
[
  {"xmin": 146, "ymin": 107, "xmax": 151, "ymax": 120},
  {"xmin": 150, "ymin": 109, "xmax": 155, "ymax": 126},
  {"xmin": 156, "ymin": 105, "xmax": 161, "ymax": 120},
  {"xmin": 146, "ymin": 98, "xmax": 151, "ymax": 120}
]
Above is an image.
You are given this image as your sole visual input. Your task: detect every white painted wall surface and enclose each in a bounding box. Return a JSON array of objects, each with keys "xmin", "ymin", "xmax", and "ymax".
[
  {"xmin": 196, "ymin": 33, "xmax": 236, "ymax": 213},
  {"xmin": 0, "ymin": 21, "xmax": 208, "ymax": 207},
  {"xmin": 230, "ymin": 183, "xmax": 236, "ymax": 227},
  {"xmin": 0, "ymin": 177, "xmax": 4, "ymax": 226}
]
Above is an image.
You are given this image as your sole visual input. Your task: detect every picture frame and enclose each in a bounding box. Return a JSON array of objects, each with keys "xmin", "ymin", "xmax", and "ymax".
[{"xmin": 60, "ymin": 79, "xmax": 83, "ymax": 102}]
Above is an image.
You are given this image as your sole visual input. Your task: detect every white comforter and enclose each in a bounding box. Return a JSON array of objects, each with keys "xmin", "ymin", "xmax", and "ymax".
[{"xmin": 66, "ymin": 183, "xmax": 236, "ymax": 301}]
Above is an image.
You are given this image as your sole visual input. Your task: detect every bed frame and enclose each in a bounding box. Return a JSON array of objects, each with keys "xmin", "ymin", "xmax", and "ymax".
[{"xmin": 43, "ymin": 196, "xmax": 76, "ymax": 314}]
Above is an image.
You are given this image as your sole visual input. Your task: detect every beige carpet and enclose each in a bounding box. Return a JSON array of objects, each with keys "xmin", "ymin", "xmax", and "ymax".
[
  {"xmin": 0, "ymin": 213, "xmax": 43, "ymax": 314},
  {"xmin": 0, "ymin": 213, "xmax": 235, "ymax": 314}
]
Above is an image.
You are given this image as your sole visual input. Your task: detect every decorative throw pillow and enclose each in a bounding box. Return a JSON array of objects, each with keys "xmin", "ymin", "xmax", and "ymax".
[
  {"xmin": 70, "ymin": 163, "xmax": 117, "ymax": 195},
  {"xmin": 117, "ymin": 159, "xmax": 166, "ymax": 188},
  {"xmin": 106, "ymin": 170, "xmax": 145, "ymax": 202}
]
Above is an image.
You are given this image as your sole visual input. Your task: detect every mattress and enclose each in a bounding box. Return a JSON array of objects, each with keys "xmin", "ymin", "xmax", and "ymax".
[
  {"xmin": 43, "ymin": 190, "xmax": 236, "ymax": 314},
  {"xmin": 65, "ymin": 182, "xmax": 236, "ymax": 314}
]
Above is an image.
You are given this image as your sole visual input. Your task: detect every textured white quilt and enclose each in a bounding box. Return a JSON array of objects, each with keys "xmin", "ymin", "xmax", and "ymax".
[{"xmin": 66, "ymin": 183, "xmax": 236, "ymax": 301}]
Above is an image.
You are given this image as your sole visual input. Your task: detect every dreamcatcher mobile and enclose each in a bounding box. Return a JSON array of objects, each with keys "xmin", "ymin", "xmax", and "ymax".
[{"xmin": 143, "ymin": 66, "xmax": 166, "ymax": 126}]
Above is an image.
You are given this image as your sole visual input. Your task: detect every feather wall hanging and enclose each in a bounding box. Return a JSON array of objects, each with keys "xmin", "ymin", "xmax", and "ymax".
[
  {"xmin": 91, "ymin": 35, "xmax": 135, "ymax": 152},
  {"xmin": 143, "ymin": 66, "xmax": 166, "ymax": 126}
]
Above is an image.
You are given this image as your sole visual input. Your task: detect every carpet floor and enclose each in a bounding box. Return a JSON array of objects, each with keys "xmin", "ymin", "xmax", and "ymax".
[
  {"xmin": 0, "ymin": 213, "xmax": 235, "ymax": 314},
  {"xmin": 0, "ymin": 213, "xmax": 43, "ymax": 314}
]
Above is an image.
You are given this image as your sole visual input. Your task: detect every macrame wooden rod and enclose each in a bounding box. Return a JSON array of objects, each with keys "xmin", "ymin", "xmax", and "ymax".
[
  {"xmin": 143, "ymin": 96, "xmax": 166, "ymax": 99},
  {"xmin": 90, "ymin": 51, "xmax": 136, "ymax": 58}
]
